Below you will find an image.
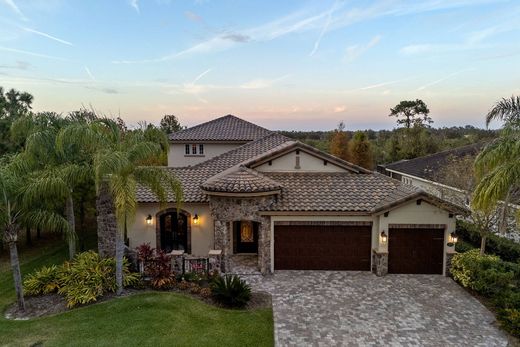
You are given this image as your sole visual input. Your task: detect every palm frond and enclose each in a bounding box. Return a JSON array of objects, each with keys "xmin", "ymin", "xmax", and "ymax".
[{"xmin": 486, "ymin": 95, "xmax": 520, "ymax": 126}]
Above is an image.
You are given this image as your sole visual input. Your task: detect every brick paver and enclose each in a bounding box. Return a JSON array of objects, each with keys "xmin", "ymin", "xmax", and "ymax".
[{"xmin": 246, "ymin": 271, "xmax": 508, "ymax": 347}]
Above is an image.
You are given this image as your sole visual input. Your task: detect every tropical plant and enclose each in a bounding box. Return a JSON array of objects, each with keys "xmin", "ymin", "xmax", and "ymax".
[
  {"xmin": 0, "ymin": 155, "xmax": 70, "ymax": 310},
  {"xmin": 23, "ymin": 251, "xmax": 140, "ymax": 307},
  {"xmin": 0, "ymin": 87, "xmax": 34, "ymax": 155},
  {"xmin": 58, "ymin": 118, "xmax": 182, "ymax": 295},
  {"xmin": 10, "ymin": 112, "xmax": 88, "ymax": 259},
  {"xmin": 473, "ymin": 96, "xmax": 520, "ymax": 222},
  {"xmin": 211, "ymin": 275, "xmax": 251, "ymax": 308}
]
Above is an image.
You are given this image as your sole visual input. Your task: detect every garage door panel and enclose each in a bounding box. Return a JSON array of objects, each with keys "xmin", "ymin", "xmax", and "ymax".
[
  {"xmin": 388, "ymin": 228, "xmax": 444, "ymax": 274},
  {"xmin": 274, "ymin": 225, "xmax": 371, "ymax": 270}
]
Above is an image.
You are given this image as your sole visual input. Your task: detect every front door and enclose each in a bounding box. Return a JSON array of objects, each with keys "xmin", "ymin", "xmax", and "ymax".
[
  {"xmin": 234, "ymin": 221, "xmax": 259, "ymax": 254},
  {"xmin": 160, "ymin": 212, "xmax": 188, "ymax": 253}
]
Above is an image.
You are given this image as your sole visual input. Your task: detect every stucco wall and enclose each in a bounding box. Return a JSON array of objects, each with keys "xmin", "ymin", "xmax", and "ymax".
[
  {"xmin": 128, "ymin": 203, "xmax": 214, "ymax": 256},
  {"xmin": 376, "ymin": 200, "xmax": 456, "ymax": 275},
  {"xmin": 168, "ymin": 143, "xmax": 244, "ymax": 167},
  {"xmin": 254, "ymin": 150, "xmax": 346, "ymax": 172}
]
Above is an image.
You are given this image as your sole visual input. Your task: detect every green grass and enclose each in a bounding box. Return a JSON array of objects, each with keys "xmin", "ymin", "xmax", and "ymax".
[{"xmin": 0, "ymin": 241, "xmax": 274, "ymax": 347}]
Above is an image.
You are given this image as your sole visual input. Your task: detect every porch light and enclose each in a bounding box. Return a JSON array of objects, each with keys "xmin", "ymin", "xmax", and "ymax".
[
  {"xmin": 380, "ymin": 231, "xmax": 388, "ymax": 244},
  {"xmin": 449, "ymin": 232, "xmax": 458, "ymax": 244},
  {"xmin": 146, "ymin": 214, "xmax": 153, "ymax": 225},
  {"xmin": 193, "ymin": 214, "xmax": 199, "ymax": 225}
]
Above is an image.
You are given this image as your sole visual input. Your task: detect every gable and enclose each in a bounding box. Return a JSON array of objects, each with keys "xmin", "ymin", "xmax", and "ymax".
[{"xmin": 253, "ymin": 149, "xmax": 347, "ymax": 172}]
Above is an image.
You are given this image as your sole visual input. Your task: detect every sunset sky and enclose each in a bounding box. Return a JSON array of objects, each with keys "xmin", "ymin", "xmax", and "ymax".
[{"xmin": 1, "ymin": 0, "xmax": 519, "ymax": 130}]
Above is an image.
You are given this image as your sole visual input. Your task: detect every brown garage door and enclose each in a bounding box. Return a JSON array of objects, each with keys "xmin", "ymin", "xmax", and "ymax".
[
  {"xmin": 274, "ymin": 225, "xmax": 371, "ymax": 270},
  {"xmin": 388, "ymin": 228, "xmax": 444, "ymax": 274}
]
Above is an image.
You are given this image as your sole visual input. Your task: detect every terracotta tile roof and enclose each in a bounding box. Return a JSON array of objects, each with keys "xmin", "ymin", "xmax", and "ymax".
[
  {"xmin": 201, "ymin": 166, "xmax": 281, "ymax": 194},
  {"xmin": 381, "ymin": 143, "xmax": 485, "ymax": 181},
  {"xmin": 137, "ymin": 133, "xmax": 291, "ymax": 202},
  {"xmin": 260, "ymin": 172, "xmax": 420, "ymax": 212},
  {"xmin": 169, "ymin": 115, "xmax": 273, "ymax": 142}
]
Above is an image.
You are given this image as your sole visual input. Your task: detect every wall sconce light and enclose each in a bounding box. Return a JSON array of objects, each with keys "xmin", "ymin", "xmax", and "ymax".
[
  {"xmin": 193, "ymin": 214, "xmax": 199, "ymax": 225},
  {"xmin": 146, "ymin": 214, "xmax": 153, "ymax": 225},
  {"xmin": 380, "ymin": 230, "xmax": 388, "ymax": 244},
  {"xmin": 448, "ymin": 232, "xmax": 458, "ymax": 246}
]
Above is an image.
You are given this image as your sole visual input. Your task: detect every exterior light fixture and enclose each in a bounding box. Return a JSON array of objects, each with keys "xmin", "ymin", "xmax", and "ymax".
[
  {"xmin": 448, "ymin": 232, "xmax": 458, "ymax": 245},
  {"xmin": 193, "ymin": 214, "xmax": 199, "ymax": 225},
  {"xmin": 380, "ymin": 230, "xmax": 388, "ymax": 244},
  {"xmin": 146, "ymin": 214, "xmax": 153, "ymax": 225}
]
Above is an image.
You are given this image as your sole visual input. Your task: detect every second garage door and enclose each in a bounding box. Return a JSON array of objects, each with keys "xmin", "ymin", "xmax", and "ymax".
[
  {"xmin": 388, "ymin": 228, "xmax": 444, "ymax": 274},
  {"xmin": 274, "ymin": 225, "xmax": 371, "ymax": 270}
]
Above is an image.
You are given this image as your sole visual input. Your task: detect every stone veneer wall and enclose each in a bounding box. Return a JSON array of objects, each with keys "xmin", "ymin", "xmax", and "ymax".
[
  {"xmin": 208, "ymin": 195, "xmax": 276, "ymax": 274},
  {"xmin": 96, "ymin": 182, "xmax": 117, "ymax": 258},
  {"xmin": 372, "ymin": 250, "xmax": 388, "ymax": 276}
]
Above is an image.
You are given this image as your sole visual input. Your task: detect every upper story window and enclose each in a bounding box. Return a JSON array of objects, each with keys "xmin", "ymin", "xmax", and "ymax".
[{"xmin": 184, "ymin": 144, "xmax": 205, "ymax": 156}]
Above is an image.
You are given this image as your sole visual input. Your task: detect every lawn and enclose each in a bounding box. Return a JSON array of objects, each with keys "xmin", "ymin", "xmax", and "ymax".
[{"xmin": 0, "ymin": 241, "xmax": 274, "ymax": 347}]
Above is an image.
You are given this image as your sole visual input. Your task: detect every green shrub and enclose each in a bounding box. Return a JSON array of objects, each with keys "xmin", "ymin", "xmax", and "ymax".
[
  {"xmin": 23, "ymin": 251, "xmax": 140, "ymax": 308},
  {"xmin": 451, "ymin": 249, "xmax": 516, "ymax": 297},
  {"xmin": 211, "ymin": 275, "xmax": 251, "ymax": 308},
  {"xmin": 457, "ymin": 220, "xmax": 520, "ymax": 262},
  {"xmin": 23, "ymin": 265, "xmax": 61, "ymax": 296},
  {"xmin": 455, "ymin": 240, "xmax": 475, "ymax": 253},
  {"xmin": 499, "ymin": 308, "xmax": 520, "ymax": 336}
]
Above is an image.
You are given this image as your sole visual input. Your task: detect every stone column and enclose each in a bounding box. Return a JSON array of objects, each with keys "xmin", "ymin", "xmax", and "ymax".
[
  {"xmin": 214, "ymin": 220, "xmax": 232, "ymax": 272},
  {"xmin": 445, "ymin": 251, "xmax": 456, "ymax": 277},
  {"xmin": 258, "ymin": 216, "xmax": 271, "ymax": 274},
  {"xmin": 372, "ymin": 250, "xmax": 388, "ymax": 276}
]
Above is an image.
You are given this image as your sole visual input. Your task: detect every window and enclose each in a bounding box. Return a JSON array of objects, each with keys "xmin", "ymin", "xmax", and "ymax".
[
  {"xmin": 199, "ymin": 144, "xmax": 204, "ymax": 155},
  {"xmin": 185, "ymin": 144, "xmax": 205, "ymax": 156},
  {"xmin": 185, "ymin": 144, "xmax": 190, "ymax": 155},
  {"xmin": 192, "ymin": 144, "xmax": 197, "ymax": 155}
]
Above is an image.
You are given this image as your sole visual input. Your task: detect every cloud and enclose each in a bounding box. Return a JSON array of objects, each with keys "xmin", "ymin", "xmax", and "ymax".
[
  {"xmin": 344, "ymin": 35, "xmax": 381, "ymax": 63},
  {"xmin": 221, "ymin": 33, "xmax": 250, "ymax": 43},
  {"xmin": 0, "ymin": 46, "xmax": 67, "ymax": 60},
  {"xmin": 129, "ymin": 0, "xmax": 139, "ymax": 13},
  {"xmin": 240, "ymin": 74, "xmax": 290, "ymax": 89},
  {"xmin": 114, "ymin": 0, "xmax": 501, "ymax": 63},
  {"xmin": 192, "ymin": 68, "xmax": 212, "ymax": 84},
  {"xmin": 416, "ymin": 68, "xmax": 473, "ymax": 91},
  {"xmin": 309, "ymin": 1, "xmax": 339, "ymax": 57},
  {"xmin": 2, "ymin": 0, "xmax": 28, "ymax": 21},
  {"xmin": 184, "ymin": 11, "xmax": 202, "ymax": 22},
  {"xmin": 0, "ymin": 60, "xmax": 30, "ymax": 70},
  {"xmin": 357, "ymin": 76, "xmax": 414, "ymax": 91},
  {"xmin": 333, "ymin": 105, "xmax": 346, "ymax": 113},
  {"xmin": 22, "ymin": 27, "xmax": 73, "ymax": 46},
  {"xmin": 84, "ymin": 66, "xmax": 95, "ymax": 81}
]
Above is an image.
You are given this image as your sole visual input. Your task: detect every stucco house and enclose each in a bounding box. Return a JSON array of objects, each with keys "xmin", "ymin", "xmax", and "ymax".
[{"xmin": 129, "ymin": 115, "xmax": 466, "ymax": 276}]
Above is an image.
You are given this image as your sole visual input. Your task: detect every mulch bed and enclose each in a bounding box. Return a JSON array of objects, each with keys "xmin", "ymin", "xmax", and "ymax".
[{"xmin": 4, "ymin": 288, "xmax": 272, "ymax": 320}]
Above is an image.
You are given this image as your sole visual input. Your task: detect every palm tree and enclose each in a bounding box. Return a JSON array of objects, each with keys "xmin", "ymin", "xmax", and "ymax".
[
  {"xmin": 11, "ymin": 113, "xmax": 87, "ymax": 259},
  {"xmin": 59, "ymin": 118, "xmax": 182, "ymax": 294},
  {"xmin": 0, "ymin": 155, "xmax": 70, "ymax": 310},
  {"xmin": 473, "ymin": 96, "xmax": 520, "ymax": 221}
]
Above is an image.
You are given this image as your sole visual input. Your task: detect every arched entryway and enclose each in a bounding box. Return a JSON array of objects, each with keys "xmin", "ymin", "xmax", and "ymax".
[{"xmin": 156, "ymin": 209, "xmax": 191, "ymax": 253}]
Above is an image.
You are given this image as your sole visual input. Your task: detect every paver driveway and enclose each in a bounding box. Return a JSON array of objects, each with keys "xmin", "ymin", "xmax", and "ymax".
[{"xmin": 247, "ymin": 271, "xmax": 508, "ymax": 347}]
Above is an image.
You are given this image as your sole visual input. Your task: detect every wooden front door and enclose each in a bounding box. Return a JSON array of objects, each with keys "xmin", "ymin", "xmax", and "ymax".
[
  {"xmin": 274, "ymin": 225, "xmax": 372, "ymax": 270},
  {"xmin": 388, "ymin": 228, "xmax": 444, "ymax": 274},
  {"xmin": 234, "ymin": 221, "xmax": 259, "ymax": 254}
]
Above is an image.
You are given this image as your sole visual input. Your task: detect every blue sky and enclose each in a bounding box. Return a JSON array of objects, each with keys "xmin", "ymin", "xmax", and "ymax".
[{"xmin": 0, "ymin": 0, "xmax": 519, "ymax": 130}]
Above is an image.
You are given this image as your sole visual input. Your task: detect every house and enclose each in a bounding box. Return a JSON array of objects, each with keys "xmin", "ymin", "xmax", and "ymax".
[
  {"xmin": 377, "ymin": 143, "xmax": 484, "ymax": 208},
  {"xmin": 128, "ymin": 115, "xmax": 467, "ymax": 276}
]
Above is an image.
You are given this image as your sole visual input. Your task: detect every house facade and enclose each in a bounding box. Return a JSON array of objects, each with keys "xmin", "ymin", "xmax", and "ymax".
[{"xmin": 129, "ymin": 115, "xmax": 466, "ymax": 276}]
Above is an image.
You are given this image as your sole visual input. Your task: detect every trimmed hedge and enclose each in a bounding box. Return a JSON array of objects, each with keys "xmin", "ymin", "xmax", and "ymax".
[
  {"xmin": 456, "ymin": 220, "xmax": 520, "ymax": 262},
  {"xmin": 451, "ymin": 249, "xmax": 520, "ymax": 336}
]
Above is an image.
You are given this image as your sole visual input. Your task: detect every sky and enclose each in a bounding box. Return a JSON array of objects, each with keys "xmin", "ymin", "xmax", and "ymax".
[{"xmin": 0, "ymin": 0, "xmax": 519, "ymax": 130}]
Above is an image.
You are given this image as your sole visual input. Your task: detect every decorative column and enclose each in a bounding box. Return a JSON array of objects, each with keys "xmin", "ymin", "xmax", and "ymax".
[
  {"xmin": 214, "ymin": 220, "xmax": 232, "ymax": 272},
  {"xmin": 257, "ymin": 216, "xmax": 271, "ymax": 274},
  {"xmin": 372, "ymin": 250, "xmax": 388, "ymax": 276},
  {"xmin": 445, "ymin": 251, "xmax": 457, "ymax": 277}
]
